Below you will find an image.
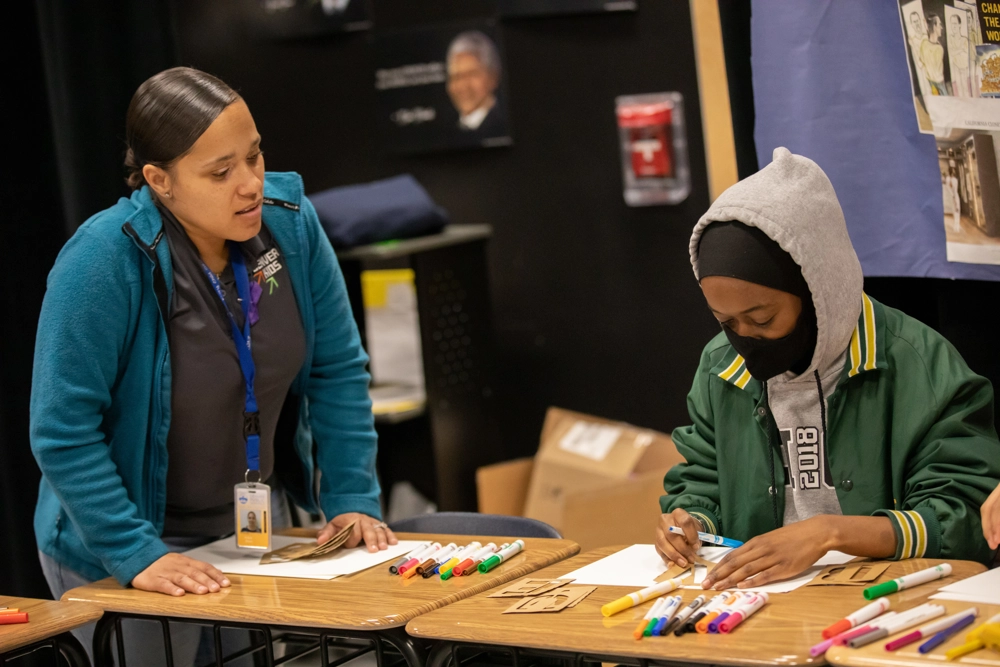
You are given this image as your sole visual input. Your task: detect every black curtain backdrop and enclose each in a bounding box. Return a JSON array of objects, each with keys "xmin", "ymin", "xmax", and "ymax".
[{"xmin": 3, "ymin": 0, "xmax": 996, "ymax": 601}]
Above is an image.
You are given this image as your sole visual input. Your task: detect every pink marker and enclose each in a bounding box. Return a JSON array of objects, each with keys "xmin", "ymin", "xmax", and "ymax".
[{"xmin": 719, "ymin": 592, "xmax": 768, "ymax": 633}]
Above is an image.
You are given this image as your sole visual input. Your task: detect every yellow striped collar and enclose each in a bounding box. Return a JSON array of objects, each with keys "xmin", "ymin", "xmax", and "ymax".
[
  {"xmin": 711, "ymin": 293, "xmax": 887, "ymax": 393},
  {"xmin": 845, "ymin": 293, "xmax": 888, "ymax": 377}
]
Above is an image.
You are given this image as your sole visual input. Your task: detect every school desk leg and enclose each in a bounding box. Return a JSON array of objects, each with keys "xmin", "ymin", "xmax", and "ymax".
[
  {"xmin": 91, "ymin": 612, "xmax": 118, "ymax": 666},
  {"xmin": 426, "ymin": 641, "xmax": 454, "ymax": 667},
  {"xmin": 54, "ymin": 631, "xmax": 91, "ymax": 667},
  {"xmin": 377, "ymin": 628, "xmax": 426, "ymax": 667}
]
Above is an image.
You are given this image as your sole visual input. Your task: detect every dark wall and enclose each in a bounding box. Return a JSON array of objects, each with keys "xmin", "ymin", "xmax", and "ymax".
[{"xmin": 173, "ymin": 0, "xmax": 728, "ymax": 456}]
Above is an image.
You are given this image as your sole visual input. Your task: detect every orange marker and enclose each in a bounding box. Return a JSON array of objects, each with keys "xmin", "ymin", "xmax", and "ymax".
[
  {"xmin": 0, "ymin": 613, "xmax": 28, "ymax": 625},
  {"xmin": 697, "ymin": 593, "xmax": 739, "ymax": 633}
]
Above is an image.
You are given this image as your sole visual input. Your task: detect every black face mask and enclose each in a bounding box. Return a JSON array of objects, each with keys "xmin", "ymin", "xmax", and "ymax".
[{"xmin": 722, "ymin": 302, "xmax": 818, "ymax": 381}]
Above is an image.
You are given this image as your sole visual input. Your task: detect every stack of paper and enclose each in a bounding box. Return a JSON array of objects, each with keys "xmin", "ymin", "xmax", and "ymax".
[
  {"xmin": 560, "ymin": 544, "xmax": 853, "ymax": 593},
  {"xmin": 930, "ymin": 568, "xmax": 1000, "ymax": 605},
  {"xmin": 183, "ymin": 535, "xmax": 425, "ymax": 580}
]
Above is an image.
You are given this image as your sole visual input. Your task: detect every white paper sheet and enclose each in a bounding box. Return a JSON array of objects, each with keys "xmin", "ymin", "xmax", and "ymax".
[
  {"xmin": 183, "ymin": 536, "xmax": 426, "ymax": 580},
  {"xmin": 929, "ymin": 568, "xmax": 1000, "ymax": 606},
  {"xmin": 559, "ymin": 544, "xmax": 853, "ymax": 593}
]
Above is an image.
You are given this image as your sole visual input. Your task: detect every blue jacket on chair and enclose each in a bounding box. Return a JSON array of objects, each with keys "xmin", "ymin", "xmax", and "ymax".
[{"xmin": 31, "ymin": 171, "xmax": 381, "ymax": 585}]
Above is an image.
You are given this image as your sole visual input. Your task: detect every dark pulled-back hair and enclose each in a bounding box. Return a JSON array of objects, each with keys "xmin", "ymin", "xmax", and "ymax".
[{"xmin": 124, "ymin": 67, "xmax": 240, "ymax": 190}]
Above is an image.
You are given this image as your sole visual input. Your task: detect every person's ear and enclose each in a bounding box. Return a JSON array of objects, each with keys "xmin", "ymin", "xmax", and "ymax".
[{"xmin": 143, "ymin": 164, "xmax": 173, "ymax": 201}]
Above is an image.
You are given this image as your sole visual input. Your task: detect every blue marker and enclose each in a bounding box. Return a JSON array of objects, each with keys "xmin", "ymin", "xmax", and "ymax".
[
  {"xmin": 918, "ymin": 614, "xmax": 976, "ymax": 654},
  {"xmin": 667, "ymin": 525, "xmax": 744, "ymax": 548}
]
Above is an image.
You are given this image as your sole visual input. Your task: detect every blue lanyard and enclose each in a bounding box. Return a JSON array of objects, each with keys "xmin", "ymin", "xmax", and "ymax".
[{"xmin": 201, "ymin": 245, "xmax": 261, "ymax": 475}]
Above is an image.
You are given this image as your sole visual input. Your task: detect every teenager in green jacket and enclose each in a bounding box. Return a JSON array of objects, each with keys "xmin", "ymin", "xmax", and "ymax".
[{"xmin": 657, "ymin": 148, "xmax": 1000, "ymax": 590}]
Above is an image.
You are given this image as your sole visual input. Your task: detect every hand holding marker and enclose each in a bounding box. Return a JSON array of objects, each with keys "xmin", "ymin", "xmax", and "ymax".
[{"xmin": 666, "ymin": 526, "xmax": 744, "ymax": 548}]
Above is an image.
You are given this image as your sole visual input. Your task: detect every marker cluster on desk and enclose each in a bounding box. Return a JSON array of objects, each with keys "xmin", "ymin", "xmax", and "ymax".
[
  {"xmin": 600, "ymin": 578, "xmax": 770, "ymax": 640},
  {"xmin": 811, "ymin": 563, "xmax": 998, "ymax": 660},
  {"xmin": 389, "ymin": 540, "xmax": 525, "ymax": 580}
]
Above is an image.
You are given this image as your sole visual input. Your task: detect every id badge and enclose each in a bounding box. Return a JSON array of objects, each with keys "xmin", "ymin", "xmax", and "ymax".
[{"xmin": 234, "ymin": 482, "xmax": 271, "ymax": 550}]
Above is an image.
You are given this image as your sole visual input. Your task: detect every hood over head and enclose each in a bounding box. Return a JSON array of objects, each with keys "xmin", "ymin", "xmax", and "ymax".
[{"xmin": 690, "ymin": 147, "xmax": 863, "ymax": 377}]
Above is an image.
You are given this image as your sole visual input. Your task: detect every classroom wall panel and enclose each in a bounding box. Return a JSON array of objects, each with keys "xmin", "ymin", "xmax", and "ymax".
[{"xmin": 171, "ymin": 0, "xmax": 728, "ymax": 457}]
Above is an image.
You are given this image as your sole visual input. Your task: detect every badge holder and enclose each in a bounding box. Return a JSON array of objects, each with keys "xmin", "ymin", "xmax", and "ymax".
[{"xmin": 235, "ymin": 469, "xmax": 271, "ymax": 551}]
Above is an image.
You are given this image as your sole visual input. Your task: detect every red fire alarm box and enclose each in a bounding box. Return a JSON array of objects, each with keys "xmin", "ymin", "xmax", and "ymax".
[{"xmin": 616, "ymin": 93, "xmax": 690, "ymax": 206}]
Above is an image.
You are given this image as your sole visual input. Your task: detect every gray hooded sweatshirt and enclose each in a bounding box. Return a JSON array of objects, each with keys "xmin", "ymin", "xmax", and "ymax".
[{"xmin": 689, "ymin": 147, "xmax": 864, "ymax": 525}]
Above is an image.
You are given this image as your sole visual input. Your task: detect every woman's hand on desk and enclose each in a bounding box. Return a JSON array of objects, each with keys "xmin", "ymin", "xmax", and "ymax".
[
  {"xmin": 701, "ymin": 515, "xmax": 896, "ymax": 590},
  {"xmin": 655, "ymin": 508, "xmax": 702, "ymax": 568},
  {"xmin": 132, "ymin": 553, "xmax": 231, "ymax": 596},
  {"xmin": 701, "ymin": 517, "xmax": 830, "ymax": 590},
  {"xmin": 319, "ymin": 512, "xmax": 398, "ymax": 553}
]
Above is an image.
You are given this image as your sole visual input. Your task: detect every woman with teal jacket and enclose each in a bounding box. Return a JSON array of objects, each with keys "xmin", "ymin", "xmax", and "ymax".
[{"xmin": 30, "ymin": 67, "xmax": 395, "ymax": 629}]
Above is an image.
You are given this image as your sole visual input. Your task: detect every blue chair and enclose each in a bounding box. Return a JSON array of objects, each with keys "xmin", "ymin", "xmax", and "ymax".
[{"xmin": 388, "ymin": 512, "xmax": 561, "ymax": 538}]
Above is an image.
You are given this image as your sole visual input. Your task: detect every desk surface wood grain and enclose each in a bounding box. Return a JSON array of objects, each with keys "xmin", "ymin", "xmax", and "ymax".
[
  {"xmin": 827, "ymin": 599, "xmax": 1000, "ymax": 667},
  {"xmin": 405, "ymin": 546, "xmax": 986, "ymax": 666},
  {"xmin": 61, "ymin": 533, "xmax": 578, "ymax": 630},
  {"xmin": 0, "ymin": 596, "xmax": 102, "ymax": 653}
]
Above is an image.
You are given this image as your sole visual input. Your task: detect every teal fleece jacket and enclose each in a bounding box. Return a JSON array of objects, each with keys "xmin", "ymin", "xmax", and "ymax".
[{"xmin": 31, "ymin": 172, "xmax": 381, "ymax": 585}]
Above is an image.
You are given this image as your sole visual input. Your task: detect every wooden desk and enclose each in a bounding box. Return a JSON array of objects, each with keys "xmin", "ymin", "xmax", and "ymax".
[
  {"xmin": 0, "ymin": 596, "xmax": 101, "ymax": 665},
  {"xmin": 406, "ymin": 546, "xmax": 985, "ymax": 667},
  {"xmin": 828, "ymin": 600, "xmax": 1000, "ymax": 667},
  {"xmin": 62, "ymin": 533, "xmax": 578, "ymax": 666}
]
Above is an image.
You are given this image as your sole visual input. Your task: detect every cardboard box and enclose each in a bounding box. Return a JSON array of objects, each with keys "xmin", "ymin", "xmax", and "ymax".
[{"xmin": 476, "ymin": 407, "xmax": 685, "ymax": 551}]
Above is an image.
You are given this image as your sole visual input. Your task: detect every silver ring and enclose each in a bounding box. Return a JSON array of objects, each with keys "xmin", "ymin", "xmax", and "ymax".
[{"xmin": 375, "ymin": 521, "xmax": 388, "ymax": 529}]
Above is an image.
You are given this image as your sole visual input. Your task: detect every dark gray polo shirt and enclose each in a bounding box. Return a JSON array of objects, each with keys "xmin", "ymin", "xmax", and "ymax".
[{"xmin": 160, "ymin": 207, "xmax": 306, "ymax": 537}]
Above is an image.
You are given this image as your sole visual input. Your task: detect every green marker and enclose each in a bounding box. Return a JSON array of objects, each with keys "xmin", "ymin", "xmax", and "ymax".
[
  {"xmin": 863, "ymin": 564, "xmax": 952, "ymax": 600},
  {"xmin": 440, "ymin": 568, "xmax": 455, "ymax": 580},
  {"xmin": 643, "ymin": 617, "xmax": 659, "ymax": 637},
  {"xmin": 478, "ymin": 554, "xmax": 502, "ymax": 573}
]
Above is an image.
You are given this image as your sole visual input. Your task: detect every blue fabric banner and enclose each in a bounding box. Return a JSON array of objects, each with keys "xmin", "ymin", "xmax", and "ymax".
[{"xmin": 751, "ymin": 0, "xmax": 1000, "ymax": 280}]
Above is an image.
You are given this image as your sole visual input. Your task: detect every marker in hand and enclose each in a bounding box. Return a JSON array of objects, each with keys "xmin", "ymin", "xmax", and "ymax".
[{"xmin": 667, "ymin": 525, "xmax": 743, "ymax": 549}]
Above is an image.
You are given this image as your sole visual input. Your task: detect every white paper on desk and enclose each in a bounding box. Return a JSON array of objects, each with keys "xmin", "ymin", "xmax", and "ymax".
[
  {"xmin": 559, "ymin": 544, "xmax": 731, "ymax": 587},
  {"xmin": 183, "ymin": 536, "xmax": 426, "ymax": 580},
  {"xmin": 559, "ymin": 544, "xmax": 853, "ymax": 593},
  {"xmin": 929, "ymin": 568, "xmax": 1000, "ymax": 605}
]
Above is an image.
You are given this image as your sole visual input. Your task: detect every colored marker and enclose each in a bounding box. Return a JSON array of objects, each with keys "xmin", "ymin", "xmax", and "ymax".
[
  {"xmin": 919, "ymin": 614, "xmax": 977, "ymax": 654},
  {"xmin": 647, "ymin": 597, "xmax": 680, "ymax": 637},
  {"xmin": 0, "ymin": 613, "xmax": 29, "ymax": 625},
  {"xmin": 633, "ymin": 598, "xmax": 668, "ymax": 640},
  {"xmin": 720, "ymin": 592, "xmax": 769, "ymax": 633},
  {"xmin": 396, "ymin": 557, "xmax": 420, "ymax": 575},
  {"xmin": 666, "ymin": 525, "xmax": 743, "ymax": 548},
  {"xmin": 834, "ymin": 614, "xmax": 898, "ymax": 646},
  {"xmin": 823, "ymin": 598, "xmax": 891, "ymax": 639},
  {"xmin": 441, "ymin": 543, "xmax": 482, "ymax": 579},
  {"xmin": 601, "ymin": 578, "xmax": 684, "ymax": 617},
  {"xmin": 698, "ymin": 592, "xmax": 740, "ymax": 633},
  {"xmin": 0, "ymin": 609, "xmax": 21, "ymax": 615},
  {"xmin": 666, "ymin": 595, "xmax": 705, "ymax": 636},
  {"xmin": 849, "ymin": 605, "xmax": 945, "ymax": 648},
  {"xmin": 945, "ymin": 613, "xmax": 1000, "ymax": 660},
  {"xmin": 884, "ymin": 607, "xmax": 978, "ymax": 652},
  {"xmin": 679, "ymin": 594, "xmax": 727, "ymax": 635},
  {"xmin": 863, "ymin": 564, "xmax": 952, "ymax": 600},
  {"xmin": 709, "ymin": 593, "xmax": 749, "ymax": 634},
  {"xmin": 422, "ymin": 543, "xmax": 459, "ymax": 578},
  {"xmin": 453, "ymin": 543, "xmax": 497, "ymax": 576},
  {"xmin": 654, "ymin": 599, "xmax": 681, "ymax": 637},
  {"xmin": 390, "ymin": 543, "xmax": 437, "ymax": 574},
  {"xmin": 479, "ymin": 540, "xmax": 525, "ymax": 574},
  {"xmin": 388, "ymin": 544, "xmax": 427, "ymax": 574}
]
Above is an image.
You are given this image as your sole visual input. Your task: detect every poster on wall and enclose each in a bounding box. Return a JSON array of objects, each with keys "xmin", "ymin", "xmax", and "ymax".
[
  {"xmin": 896, "ymin": 0, "xmax": 1000, "ymax": 133},
  {"xmin": 374, "ymin": 22, "xmax": 512, "ymax": 154},
  {"xmin": 499, "ymin": 0, "xmax": 636, "ymax": 18},
  {"xmin": 253, "ymin": 0, "xmax": 371, "ymax": 38},
  {"xmin": 937, "ymin": 130, "xmax": 1000, "ymax": 264},
  {"xmin": 897, "ymin": 1, "xmax": 1000, "ymax": 265}
]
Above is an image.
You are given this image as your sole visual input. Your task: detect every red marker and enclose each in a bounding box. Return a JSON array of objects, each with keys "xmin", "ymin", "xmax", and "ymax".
[
  {"xmin": 823, "ymin": 599, "xmax": 891, "ymax": 639},
  {"xmin": 396, "ymin": 558, "xmax": 420, "ymax": 575},
  {"xmin": 0, "ymin": 613, "xmax": 29, "ymax": 625},
  {"xmin": 719, "ymin": 593, "xmax": 768, "ymax": 633}
]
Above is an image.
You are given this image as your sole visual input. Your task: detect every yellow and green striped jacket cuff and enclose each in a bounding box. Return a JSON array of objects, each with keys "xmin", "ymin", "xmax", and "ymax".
[
  {"xmin": 874, "ymin": 508, "xmax": 940, "ymax": 560},
  {"xmin": 686, "ymin": 509, "xmax": 720, "ymax": 536}
]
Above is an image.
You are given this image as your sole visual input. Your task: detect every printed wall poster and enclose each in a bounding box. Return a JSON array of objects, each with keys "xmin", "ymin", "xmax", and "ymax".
[
  {"xmin": 374, "ymin": 23, "xmax": 512, "ymax": 154},
  {"xmin": 499, "ymin": 0, "xmax": 636, "ymax": 18},
  {"xmin": 897, "ymin": 0, "xmax": 1000, "ymax": 133},
  {"xmin": 938, "ymin": 130, "xmax": 1000, "ymax": 263},
  {"xmin": 254, "ymin": 0, "xmax": 371, "ymax": 38}
]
